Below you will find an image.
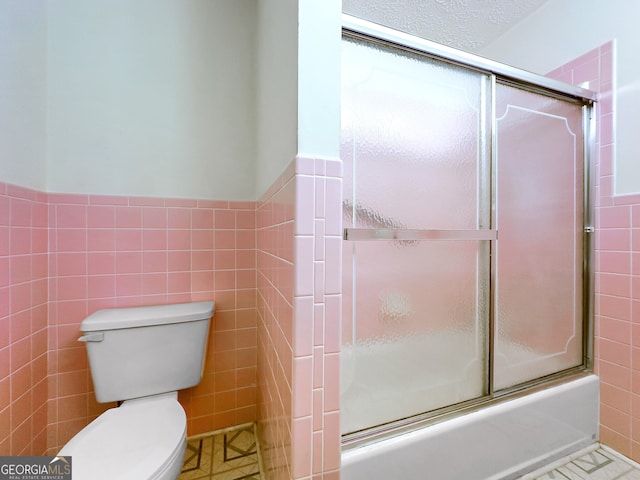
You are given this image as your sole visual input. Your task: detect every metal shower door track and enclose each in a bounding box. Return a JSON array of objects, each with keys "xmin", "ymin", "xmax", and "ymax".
[{"xmin": 342, "ymin": 14, "xmax": 598, "ymax": 103}]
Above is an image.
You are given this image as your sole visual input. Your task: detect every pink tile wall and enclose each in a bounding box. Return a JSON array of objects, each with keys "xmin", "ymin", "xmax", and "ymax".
[
  {"xmin": 0, "ymin": 182, "xmax": 49, "ymax": 455},
  {"xmin": 548, "ymin": 41, "xmax": 640, "ymax": 459},
  {"xmin": 0, "ymin": 181, "xmax": 258, "ymax": 454},
  {"xmin": 257, "ymin": 156, "xmax": 342, "ymax": 480},
  {"xmin": 257, "ymin": 160, "xmax": 296, "ymax": 480},
  {"xmin": 46, "ymin": 193, "xmax": 258, "ymax": 452}
]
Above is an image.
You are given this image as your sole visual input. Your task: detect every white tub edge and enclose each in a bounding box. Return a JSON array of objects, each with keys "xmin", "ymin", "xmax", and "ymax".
[{"xmin": 342, "ymin": 375, "xmax": 599, "ymax": 480}]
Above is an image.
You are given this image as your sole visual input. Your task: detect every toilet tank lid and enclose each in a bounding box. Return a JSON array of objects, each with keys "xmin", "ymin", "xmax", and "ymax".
[{"xmin": 81, "ymin": 301, "xmax": 214, "ymax": 332}]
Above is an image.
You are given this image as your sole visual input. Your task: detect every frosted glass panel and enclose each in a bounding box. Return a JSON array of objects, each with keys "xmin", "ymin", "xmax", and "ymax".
[
  {"xmin": 342, "ymin": 38, "xmax": 490, "ymax": 231},
  {"xmin": 493, "ymin": 85, "xmax": 584, "ymax": 390},
  {"xmin": 341, "ymin": 38, "xmax": 489, "ymax": 435},
  {"xmin": 341, "ymin": 241, "xmax": 487, "ymax": 434}
]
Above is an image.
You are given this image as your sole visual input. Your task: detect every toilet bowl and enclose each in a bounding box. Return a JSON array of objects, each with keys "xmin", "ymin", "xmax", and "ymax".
[
  {"xmin": 57, "ymin": 301, "xmax": 214, "ymax": 480},
  {"xmin": 59, "ymin": 393, "xmax": 186, "ymax": 480}
]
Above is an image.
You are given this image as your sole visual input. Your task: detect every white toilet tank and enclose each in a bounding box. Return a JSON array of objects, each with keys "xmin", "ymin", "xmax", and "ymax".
[{"xmin": 79, "ymin": 301, "xmax": 214, "ymax": 403}]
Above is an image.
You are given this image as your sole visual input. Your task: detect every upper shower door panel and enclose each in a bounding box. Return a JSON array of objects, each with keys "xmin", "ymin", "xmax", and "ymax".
[
  {"xmin": 494, "ymin": 84, "xmax": 585, "ymax": 390},
  {"xmin": 342, "ymin": 38, "xmax": 490, "ymax": 230}
]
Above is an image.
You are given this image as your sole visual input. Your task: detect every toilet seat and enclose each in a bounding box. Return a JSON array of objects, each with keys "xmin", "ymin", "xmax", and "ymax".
[{"xmin": 59, "ymin": 393, "xmax": 186, "ymax": 480}]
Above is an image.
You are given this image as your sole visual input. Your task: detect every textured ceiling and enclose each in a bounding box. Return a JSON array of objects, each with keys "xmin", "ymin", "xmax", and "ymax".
[{"xmin": 342, "ymin": 0, "xmax": 551, "ymax": 53}]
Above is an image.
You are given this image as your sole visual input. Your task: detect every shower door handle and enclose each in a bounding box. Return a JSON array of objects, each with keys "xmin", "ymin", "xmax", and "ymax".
[{"xmin": 343, "ymin": 228, "xmax": 497, "ymax": 241}]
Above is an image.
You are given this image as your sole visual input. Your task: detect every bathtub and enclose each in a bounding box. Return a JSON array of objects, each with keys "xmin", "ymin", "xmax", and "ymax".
[{"xmin": 342, "ymin": 374, "xmax": 599, "ymax": 480}]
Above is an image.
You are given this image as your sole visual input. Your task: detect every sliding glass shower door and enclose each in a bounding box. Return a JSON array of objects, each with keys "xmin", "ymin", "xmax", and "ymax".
[{"xmin": 341, "ymin": 33, "xmax": 591, "ymax": 438}]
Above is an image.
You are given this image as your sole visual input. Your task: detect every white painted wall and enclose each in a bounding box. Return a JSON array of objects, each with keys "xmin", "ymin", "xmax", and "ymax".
[
  {"xmin": 298, "ymin": 0, "xmax": 341, "ymax": 159},
  {"xmin": 254, "ymin": 0, "xmax": 341, "ymax": 199},
  {"xmin": 254, "ymin": 0, "xmax": 298, "ymax": 199},
  {"xmin": 0, "ymin": 0, "xmax": 47, "ymax": 191},
  {"xmin": 46, "ymin": 0, "xmax": 256, "ymax": 200},
  {"xmin": 2, "ymin": 0, "xmax": 342, "ymax": 201},
  {"xmin": 480, "ymin": 0, "xmax": 640, "ymax": 195}
]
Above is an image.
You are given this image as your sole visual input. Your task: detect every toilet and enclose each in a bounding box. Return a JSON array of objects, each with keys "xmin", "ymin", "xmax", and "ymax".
[{"xmin": 58, "ymin": 301, "xmax": 214, "ymax": 480}]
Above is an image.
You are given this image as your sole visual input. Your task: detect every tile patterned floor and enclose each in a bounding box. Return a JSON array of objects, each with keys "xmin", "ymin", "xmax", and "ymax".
[
  {"xmin": 523, "ymin": 446, "xmax": 640, "ymax": 480},
  {"xmin": 179, "ymin": 423, "xmax": 263, "ymax": 480},
  {"xmin": 178, "ymin": 427, "xmax": 640, "ymax": 480}
]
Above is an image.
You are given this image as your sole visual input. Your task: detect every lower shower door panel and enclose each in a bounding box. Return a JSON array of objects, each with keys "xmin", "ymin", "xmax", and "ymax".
[
  {"xmin": 341, "ymin": 375, "xmax": 599, "ymax": 480},
  {"xmin": 341, "ymin": 330, "xmax": 484, "ymax": 434},
  {"xmin": 341, "ymin": 240, "xmax": 488, "ymax": 434}
]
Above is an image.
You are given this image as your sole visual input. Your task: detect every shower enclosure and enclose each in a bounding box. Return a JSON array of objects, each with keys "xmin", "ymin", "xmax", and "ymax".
[{"xmin": 341, "ymin": 16, "xmax": 596, "ymax": 442}]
